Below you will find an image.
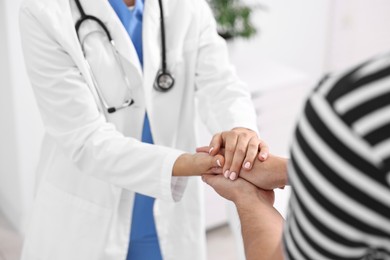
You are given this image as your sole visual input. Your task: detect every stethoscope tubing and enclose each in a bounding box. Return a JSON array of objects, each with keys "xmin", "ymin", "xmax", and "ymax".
[
  {"xmin": 74, "ymin": 0, "xmax": 174, "ymax": 102},
  {"xmin": 157, "ymin": 0, "xmax": 167, "ymax": 72},
  {"xmin": 74, "ymin": 0, "xmax": 113, "ymax": 41}
]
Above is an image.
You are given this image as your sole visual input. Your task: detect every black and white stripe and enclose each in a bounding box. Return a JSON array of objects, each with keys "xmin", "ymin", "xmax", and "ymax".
[{"xmin": 283, "ymin": 53, "xmax": 390, "ymax": 260}]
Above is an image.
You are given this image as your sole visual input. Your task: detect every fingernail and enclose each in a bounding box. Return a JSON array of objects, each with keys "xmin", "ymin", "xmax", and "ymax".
[
  {"xmin": 261, "ymin": 152, "xmax": 268, "ymax": 159},
  {"xmin": 209, "ymin": 147, "xmax": 214, "ymax": 154},
  {"xmin": 224, "ymin": 170, "xmax": 230, "ymax": 178},
  {"xmin": 217, "ymin": 159, "xmax": 222, "ymax": 167},
  {"xmin": 244, "ymin": 162, "xmax": 251, "ymax": 169},
  {"xmin": 229, "ymin": 172, "xmax": 237, "ymax": 181}
]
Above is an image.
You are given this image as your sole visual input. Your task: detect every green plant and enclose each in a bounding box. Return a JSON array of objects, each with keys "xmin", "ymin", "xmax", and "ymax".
[{"xmin": 209, "ymin": 0, "xmax": 260, "ymax": 40}]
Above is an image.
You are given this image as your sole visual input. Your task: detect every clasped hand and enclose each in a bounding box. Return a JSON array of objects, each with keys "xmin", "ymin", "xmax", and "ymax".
[
  {"xmin": 173, "ymin": 128, "xmax": 287, "ymax": 201},
  {"xmin": 201, "ymin": 153, "xmax": 288, "ymax": 208},
  {"xmin": 173, "ymin": 127, "xmax": 268, "ymax": 178}
]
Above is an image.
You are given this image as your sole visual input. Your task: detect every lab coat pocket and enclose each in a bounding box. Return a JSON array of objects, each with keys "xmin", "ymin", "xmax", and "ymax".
[
  {"xmin": 164, "ymin": 43, "xmax": 196, "ymax": 95},
  {"xmin": 166, "ymin": 38, "xmax": 197, "ymax": 72},
  {"xmin": 22, "ymin": 181, "xmax": 111, "ymax": 260}
]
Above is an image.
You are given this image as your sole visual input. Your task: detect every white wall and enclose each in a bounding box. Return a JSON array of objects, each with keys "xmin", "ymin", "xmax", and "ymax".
[
  {"xmin": 0, "ymin": 0, "xmax": 44, "ymax": 233},
  {"xmin": 231, "ymin": 0, "xmax": 332, "ymax": 80},
  {"xmin": 328, "ymin": 0, "xmax": 390, "ymax": 71},
  {"xmin": 0, "ymin": 0, "xmax": 23, "ymax": 232},
  {"xmin": 246, "ymin": 0, "xmax": 390, "ymax": 76}
]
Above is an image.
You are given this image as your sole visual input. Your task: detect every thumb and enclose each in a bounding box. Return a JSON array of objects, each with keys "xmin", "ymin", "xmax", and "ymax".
[
  {"xmin": 209, "ymin": 133, "xmax": 223, "ymax": 156},
  {"xmin": 196, "ymin": 146, "xmax": 210, "ymax": 153},
  {"xmin": 202, "ymin": 174, "xmax": 227, "ymax": 191},
  {"xmin": 202, "ymin": 154, "xmax": 224, "ymax": 175},
  {"xmin": 213, "ymin": 154, "xmax": 225, "ymax": 168},
  {"xmin": 202, "ymin": 174, "xmax": 217, "ymax": 185}
]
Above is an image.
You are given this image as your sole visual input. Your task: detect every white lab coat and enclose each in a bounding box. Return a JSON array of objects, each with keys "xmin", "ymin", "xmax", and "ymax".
[{"xmin": 19, "ymin": 0, "xmax": 259, "ymax": 259}]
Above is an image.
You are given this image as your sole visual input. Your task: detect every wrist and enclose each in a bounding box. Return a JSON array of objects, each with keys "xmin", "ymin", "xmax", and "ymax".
[
  {"xmin": 234, "ymin": 193, "xmax": 262, "ymax": 210},
  {"xmin": 172, "ymin": 153, "xmax": 192, "ymax": 176},
  {"xmin": 273, "ymin": 156, "xmax": 289, "ymax": 187},
  {"xmin": 240, "ymin": 155, "xmax": 288, "ymax": 190},
  {"xmin": 260, "ymin": 155, "xmax": 288, "ymax": 188}
]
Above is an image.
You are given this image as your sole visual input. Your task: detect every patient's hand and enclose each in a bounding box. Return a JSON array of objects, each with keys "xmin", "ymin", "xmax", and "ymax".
[
  {"xmin": 239, "ymin": 155, "xmax": 289, "ymax": 190},
  {"xmin": 172, "ymin": 153, "xmax": 224, "ymax": 177},
  {"xmin": 202, "ymin": 174, "xmax": 284, "ymax": 260},
  {"xmin": 202, "ymin": 174, "xmax": 274, "ymax": 207},
  {"xmin": 198, "ymin": 149, "xmax": 288, "ymax": 190}
]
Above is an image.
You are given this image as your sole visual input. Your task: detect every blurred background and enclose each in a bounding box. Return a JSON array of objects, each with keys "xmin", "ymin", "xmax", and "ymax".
[{"xmin": 1, "ymin": 0, "xmax": 390, "ymax": 259}]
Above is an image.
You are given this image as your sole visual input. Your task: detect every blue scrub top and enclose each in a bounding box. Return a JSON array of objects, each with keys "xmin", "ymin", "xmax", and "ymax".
[{"xmin": 107, "ymin": 0, "xmax": 162, "ymax": 259}]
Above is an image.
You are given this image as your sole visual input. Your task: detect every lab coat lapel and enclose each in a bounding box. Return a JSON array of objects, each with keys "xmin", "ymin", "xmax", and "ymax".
[
  {"xmin": 79, "ymin": 0, "xmax": 143, "ymax": 79},
  {"xmin": 57, "ymin": 0, "xmax": 170, "ymax": 102},
  {"xmin": 144, "ymin": 0, "xmax": 171, "ymax": 22},
  {"xmin": 144, "ymin": 0, "xmax": 181, "ymax": 146},
  {"xmin": 52, "ymin": 0, "xmax": 104, "ymax": 112},
  {"xmin": 52, "ymin": 0, "xmax": 146, "ymax": 139},
  {"xmin": 143, "ymin": 0, "xmax": 161, "ymax": 101},
  {"xmin": 143, "ymin": 0, "xmax": 172, "ymax": 98}
]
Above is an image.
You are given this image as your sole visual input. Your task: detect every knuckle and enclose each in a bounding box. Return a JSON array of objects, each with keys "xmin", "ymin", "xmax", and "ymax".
[
  {"xmin": 225, "ymin": 147, "xmax": 235, "ymax": 154},
  {"xmin": 236, "ymin": 147, "xmax": 246, "ymax": 155},
  {"xmin": 239, "ymin": 132, "xmax": 249, "ymax": 139},
  {"xmin": 248, "ymin": 142, "xmax": 259, "ymax": 150},
  {"xmin": 210, "ymin": 140, "xmax": 218, "ymax": 146},
  {"xmin": 252, "ymin": 136, "xmax": 261, "ymax": 142},
  {"xmin": 221, "ymin": 131, "xmax": 229, "ymax": 137},
  {"xmin": 228, "ymin": 131, "xmax": 238, "ymax": 138},
  {"xmin": 260, "ymin": 144, "xmax": 269, "ymax": 151}
]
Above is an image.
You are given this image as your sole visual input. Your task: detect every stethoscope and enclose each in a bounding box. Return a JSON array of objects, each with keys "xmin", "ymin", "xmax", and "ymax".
[{"xmin": 74, "ymin": 0, "xmax": 174, "ymax": 113}]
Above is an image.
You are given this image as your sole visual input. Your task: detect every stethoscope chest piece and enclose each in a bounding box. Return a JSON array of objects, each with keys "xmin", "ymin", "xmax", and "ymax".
[{"xmin": 154, "ymin": 69, "xmax": 175, "ymax": 92}]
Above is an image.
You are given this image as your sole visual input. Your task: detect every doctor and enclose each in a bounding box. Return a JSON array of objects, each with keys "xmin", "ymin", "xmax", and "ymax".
[{"xmin": 19, "ymin": 0, "xmax": 267, "ymax": 259}]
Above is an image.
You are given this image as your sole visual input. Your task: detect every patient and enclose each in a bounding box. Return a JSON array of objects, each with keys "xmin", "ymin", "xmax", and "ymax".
[{"xmin": 203, "ymin": 52, "xmax": 390, "ymax": 260}]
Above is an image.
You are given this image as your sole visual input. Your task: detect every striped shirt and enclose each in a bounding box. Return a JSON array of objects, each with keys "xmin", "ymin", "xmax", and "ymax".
[{"xmin": 283, "ymin": 53, "xmax": 390, "ymax": 260}]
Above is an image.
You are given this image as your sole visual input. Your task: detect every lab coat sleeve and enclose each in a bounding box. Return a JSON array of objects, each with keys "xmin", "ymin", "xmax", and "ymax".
[
  {"xmin": 19, "ymin": 7, "xmax": 185, "ymax": 202},
  {"xmin": 194, "ymin": 1, "xmax": 259, "ymax": 135}
]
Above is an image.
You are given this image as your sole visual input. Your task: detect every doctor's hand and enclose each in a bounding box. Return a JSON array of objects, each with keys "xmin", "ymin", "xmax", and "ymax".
[
  {"xmin": 172, "ymin": 153, "xmax": 225, "ymax": 177},
  {"xmin": 197, "ymin": 128, "xmax": 269, "ymax": 181}
]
